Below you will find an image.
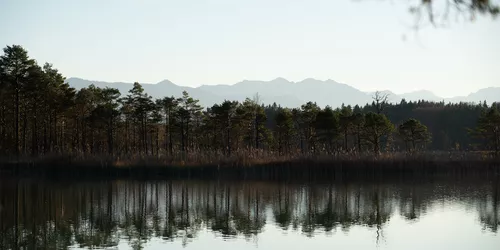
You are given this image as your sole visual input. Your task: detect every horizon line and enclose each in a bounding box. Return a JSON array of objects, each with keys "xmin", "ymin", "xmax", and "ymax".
[{"xmin": 66, "ymin": 76, "xmax": 492, "ymax": 98}]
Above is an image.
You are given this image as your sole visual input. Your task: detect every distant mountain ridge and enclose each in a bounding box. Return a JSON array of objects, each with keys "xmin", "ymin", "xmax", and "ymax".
[{"xmin": 66, "ymin": 77, "xmax": 500, "ymax": 108}]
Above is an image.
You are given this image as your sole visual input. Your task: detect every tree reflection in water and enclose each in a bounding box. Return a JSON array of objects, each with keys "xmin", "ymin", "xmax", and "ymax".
[{"xmin": 0, "ymin": 179, "xmax": 498, "ymax": 249}]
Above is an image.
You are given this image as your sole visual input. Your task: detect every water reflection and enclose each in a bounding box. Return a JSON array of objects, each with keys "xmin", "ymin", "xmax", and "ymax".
[{"xmin": 0, "ymin": 179, "xmax": 499, "ymax": 249}]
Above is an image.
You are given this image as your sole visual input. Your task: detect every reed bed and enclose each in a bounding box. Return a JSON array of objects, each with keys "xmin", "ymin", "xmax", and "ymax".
[{"xmin": 1, "ymin": 150, "xmax": 499, "ymax": 180}]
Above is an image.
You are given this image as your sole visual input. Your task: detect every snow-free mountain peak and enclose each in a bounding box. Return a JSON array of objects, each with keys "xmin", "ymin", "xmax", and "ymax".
[{"xmin": 65, "ymin": 77, "xmax": 500, "ymax": 108}]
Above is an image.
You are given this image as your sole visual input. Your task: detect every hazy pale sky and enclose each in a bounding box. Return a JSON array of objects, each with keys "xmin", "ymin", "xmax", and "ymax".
[{"xmin": 1, "ymin": 0, "xmax": 499, "ymax": 97}]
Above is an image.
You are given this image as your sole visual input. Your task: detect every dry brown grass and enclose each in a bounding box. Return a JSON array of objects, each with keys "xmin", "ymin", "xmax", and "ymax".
[{"xmin": 1, "ymin": 149, "xmax": 498, "ymax": 170}]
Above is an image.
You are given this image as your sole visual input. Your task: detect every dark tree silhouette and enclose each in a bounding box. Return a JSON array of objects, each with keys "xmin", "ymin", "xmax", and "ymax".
[
  {"xmin": 398, "ymin": 118, "xmax": 432, "ymax": 152},
  {"xmin": 1, "ymin": 45, "xmax": 499, "ymax": 165}
]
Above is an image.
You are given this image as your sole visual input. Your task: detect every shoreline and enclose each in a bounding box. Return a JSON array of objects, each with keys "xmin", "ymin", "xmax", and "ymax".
[{"xmin": 1, "ymin": 154, "xmax": 500, "ymax": 180}]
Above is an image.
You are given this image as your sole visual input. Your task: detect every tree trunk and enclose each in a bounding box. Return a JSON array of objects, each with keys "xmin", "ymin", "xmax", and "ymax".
[
  {"xmin": 15, "ymin": 79, "xmax": 20, "ymax": 160},
  {"xmin": 61, "ymin": 116, "xmax": 65, "ymax": 154},
  {"xmin": 43, "ymin": 121, "xmax": 48, "ymax": 154},
  {"xmin": 156, "ymin": 126, "xmax": 160, "ymax": 157},
  {"xmin": 91, "ymin": 127, "xmax": 95, "ymax": 155},
  {"xmin": 143, "ymin": 116, "xmax": 147, "ymax": 154},
  {"xmin": 125, "ymin": 117, "xmax": 129, "ymax": 154},
  {"xmin": 411, "ymin": 129, "xmax": 416, "ymax": 151},
  {"xmin": 22, "ymin": 108, "xmax": 27, "ymax": 155},
  {"xmin": 141, "ymin": 116, "xmax": 145, "ymax": 154},
  {"xmin": 81, "ymin": 119, "xmax": 86, "ymax": 154},
  {"xmin": 344, "ymin": 129, "xmax": 348, "ymax": 151},
  {"xmin": 31, "ymin": 113, "xmax": 37, "ymax": 156},
  {"xmin": 149, "ymin": 128, "xmax": 154, "ymax": 157},
  {"xmin": 73, "ymin": 117, "xmax": 78, "ymax": 153},
  {"xmin": 300, "ymin": 134, "xmax": 304, "ymax": 154},
  {"xmin": 212, "ymin": 124, "xmax": 218, "ymax": 152},
  {"xmin": 255, "ymin": 116, "xmax": 259, "ymax": 150},
  {"xmin": 186, "ymin": 120, "xmax": 190, "ymax": 154},
  {"xmin": 133, "ymin": 120, "xmax": 137, "ymax": 153},
  {"xmin": 227, "ymin": 124, "xmax": 231, "ymax": 157},
  {"xmin": 169, "ymin": 118, "xmax": 173, "ymax": 155},
  {"xmin": 278, "ymin": 131, "xmax": 282, "ymax": 156},
  {"xmin": 165, "ymin": 111, "xmax": 169, "ymax": 155},
  {"xmin": 48, "ymin": 114, "xmax": 52, "ymax": 152},
  {"xmin": 53, "ymin": 111, "xmax": 57, "ymax": 153},
  {"xmin": 181, "ymin": 120, "xmax": 185, "ymax": 153},
  {"xmin": 107, "ymin": 117, "xmax": 113, "ymax": 155},
  {"xmin": 0, "ymin": 105, "xmax": 4, "ymax": 154},
  {"xmin": 357, "ymin": 126, "xmax": 362, "ymax": 153},
  {"xmin": 495, "ymin": 131, "xmax": 499, "ymax": 157}
]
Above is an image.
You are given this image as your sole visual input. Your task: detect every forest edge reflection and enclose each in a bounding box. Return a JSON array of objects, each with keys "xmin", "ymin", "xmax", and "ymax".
[{"xmin": 0, "ymin": 179, "xmax": 499, "ymax": 249}]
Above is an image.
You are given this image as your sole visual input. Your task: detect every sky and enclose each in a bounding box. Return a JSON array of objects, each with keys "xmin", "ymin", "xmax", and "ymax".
[{"xmin": 0, "ymin": 0, "xmax": 499, "ymax": 98}]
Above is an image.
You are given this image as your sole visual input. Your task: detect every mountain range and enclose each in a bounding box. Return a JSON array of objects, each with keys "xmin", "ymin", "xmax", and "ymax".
[{"xmin": 66, "ymin": 77, "xmax": 500, "ymax": 108}]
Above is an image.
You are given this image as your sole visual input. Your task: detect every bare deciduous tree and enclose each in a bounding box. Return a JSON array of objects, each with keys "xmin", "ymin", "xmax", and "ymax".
[{"xmin": 373, "ymin": 91, "xmax": 389, "ymax": 115}]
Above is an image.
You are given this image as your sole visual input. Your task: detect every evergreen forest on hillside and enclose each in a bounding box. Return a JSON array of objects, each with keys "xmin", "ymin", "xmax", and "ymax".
[{"xmin": 1, "ymin": 45, "xmax": 500, "ymax": 170}]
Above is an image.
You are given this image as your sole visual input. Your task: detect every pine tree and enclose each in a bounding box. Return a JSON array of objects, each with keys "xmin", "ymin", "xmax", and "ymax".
[
  {"xmin": 398, "ymin": 118, "xmax": 431, "ymax": 152},
  {"xmin": 362, "ymin": 112, "xmax": 394, "ymax": 155},
  {"xmin": 470, "ymin": 106, "xmax": 500, "ymax": 156},
  {"xmin": 0, "ymin": 45, "xmax": 37, "ymax": 158},
  {"xmin": 315, "ymin": 106, "xmax": 339, "ymax": 154},
  {"xmin": 274, "ymin": 108, "xmax": 295, "ymax": 155}
]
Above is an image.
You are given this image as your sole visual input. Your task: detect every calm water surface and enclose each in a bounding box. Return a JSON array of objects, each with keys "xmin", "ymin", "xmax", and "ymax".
[{"xmin": 0, "ymin": 178, "xmax": 499, "ymax": 250}]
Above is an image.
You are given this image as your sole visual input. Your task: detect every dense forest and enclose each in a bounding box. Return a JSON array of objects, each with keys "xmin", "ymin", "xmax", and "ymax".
[{"xmin": 1, "ymin": 45, "xmax": 499, "ymax": 164}]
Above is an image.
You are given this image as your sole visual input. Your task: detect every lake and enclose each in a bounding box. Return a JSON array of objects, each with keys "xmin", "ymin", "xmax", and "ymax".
[{"xmin": 0, "ymin": 178, "xmax": 499, "ymax": 250}]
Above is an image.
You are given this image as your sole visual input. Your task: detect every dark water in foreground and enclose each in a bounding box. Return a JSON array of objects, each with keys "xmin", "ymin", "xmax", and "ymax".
[{"xmin": 0, "ymin": 178, "xmax": 499, "ymax": 250}]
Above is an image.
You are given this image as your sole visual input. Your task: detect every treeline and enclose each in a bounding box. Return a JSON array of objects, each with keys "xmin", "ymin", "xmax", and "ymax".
[{"xmin": 1, "ymin": 45, "xmax": 499, "ymax": 160}]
